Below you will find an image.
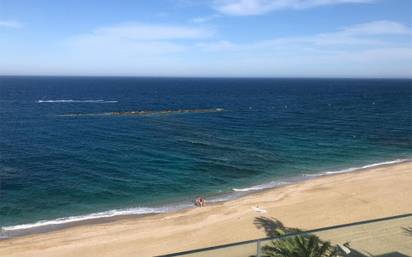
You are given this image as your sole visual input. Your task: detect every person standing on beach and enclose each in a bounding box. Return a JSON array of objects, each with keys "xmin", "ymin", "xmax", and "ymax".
[{"xmin": 195, "ymin": 197, "xmax": 206, "ymax": 207}]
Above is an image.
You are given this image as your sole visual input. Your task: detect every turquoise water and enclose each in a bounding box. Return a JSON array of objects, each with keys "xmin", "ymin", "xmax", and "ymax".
[{"xmin": 0, "ymin": 77, "xmax": 411, "ymax": 235}]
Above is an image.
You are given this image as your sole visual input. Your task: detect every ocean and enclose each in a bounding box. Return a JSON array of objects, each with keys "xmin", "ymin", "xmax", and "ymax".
[{"xmin": 0, "ymin": 77, "xmax": 411, "ymax": 237}]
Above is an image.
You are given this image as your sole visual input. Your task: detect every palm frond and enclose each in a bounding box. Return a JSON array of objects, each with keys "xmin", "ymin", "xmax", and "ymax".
[{"xmin": 262, "ymin": 234, "xmax": 338, "ymax": 257}]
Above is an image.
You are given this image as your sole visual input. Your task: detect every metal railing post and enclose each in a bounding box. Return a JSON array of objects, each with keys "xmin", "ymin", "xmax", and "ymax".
[{"xmin": 256, "ymin": 240, "xmax": 261, "ymax": 257}]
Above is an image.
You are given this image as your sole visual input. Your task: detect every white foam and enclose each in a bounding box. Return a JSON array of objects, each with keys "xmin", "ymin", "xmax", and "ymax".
[
  {"xmin": 322, "ymin": 159, "xmax": 408, "ymax": 175},
  {"xmin": 37, "ymin": 100, "xmax": 118, "ymax": 103},
  {"xmin": 2, "ymin": 158, "xmax": 409, "ymax": 236},
  {"xmin": 1, "ymin": 207, "xmax": 168, "ymax": 232},
  {"xmin": 234, "ymin": 159, "xmax": 410, "ymax": 193},
  {"xmin": 233, "ymin": 181, "xmax": 289, "ymax": 192}
]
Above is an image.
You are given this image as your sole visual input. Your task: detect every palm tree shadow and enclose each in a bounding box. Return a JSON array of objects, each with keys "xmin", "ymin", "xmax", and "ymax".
[
  {"xmin": 249, "ymin": 217, "xmax": 289, "ymax": 257},
  {"xmin": 254, "ymin": 216, "xmax": 302, "ymax": 238},
  {"xmin": 251, "ymin": 219, "xmax": 412, "ymax": 257}
]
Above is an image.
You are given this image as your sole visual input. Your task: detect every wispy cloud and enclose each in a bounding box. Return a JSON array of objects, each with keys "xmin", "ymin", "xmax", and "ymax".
[
  {"xmin": 191, "ymin": 14, "xmax": 222, "ymax": 23},
  {"xmin": 339, "ymin": 20, "xmax": 411, "ymax": 35},
  {"xmin": 67, "ymin": 23, "xmax": 214, "ymax": 55},
  {"xmin": 197, "ymin": 20, "xmax": 411, "ymax": 51},
  {"xmin": 86, "ymin": 23, "xmax": 214, "ymax": 40},
  {"xmin": 213, "ymin": 0, "xmax": 375, "ymax": 16},
  {"xmin": 0, "ymin": 20, "xmax": 23, "ymax": 29},
  {"xmin": 65, "ymin": 23, "xmax": 215, "ymax": 65},
  {"xmin": 194, "ymin": 20, "xmax": 412, "ymax": 77},
  {"xmin": 196, "ymin": 40, "xmax": 237, "ymax": 50},
  {"xmin": 8, "ymin": 20, "xmax": 410, "ymax": 77}
]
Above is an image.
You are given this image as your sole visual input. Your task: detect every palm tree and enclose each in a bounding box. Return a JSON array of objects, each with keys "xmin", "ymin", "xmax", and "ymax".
[{"xmin": 262, "ymin": 232, "xmax": 338, "ymax": 257}]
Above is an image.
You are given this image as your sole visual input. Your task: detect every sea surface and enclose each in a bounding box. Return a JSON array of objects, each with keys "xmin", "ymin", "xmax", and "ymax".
[{"xmin": 0, "ymin": 77, "xmax": 411, "ymax": 237}]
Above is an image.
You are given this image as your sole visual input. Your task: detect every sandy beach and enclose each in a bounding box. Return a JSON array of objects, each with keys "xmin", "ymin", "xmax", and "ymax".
[{"xmin": 1, "ymin": 161, "xmax": 411, "ymax": 257}]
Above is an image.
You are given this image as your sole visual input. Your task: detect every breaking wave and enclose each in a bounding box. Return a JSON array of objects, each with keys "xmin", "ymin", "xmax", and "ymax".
[
  {"xmin": 233, "ymin": 159, "xmax": 410, "ymax": 192},
  {"xmin": 2, "ymin": 207, "xmax": 165, "ymax": 232},
  {"xmin": 233, "ymin": 181, "xmax": 289, "ymax": 192},
  {"xmin": 1, "ymin": 158, "xmax": 409, "ymax": 239},
  {"xmin": 0, "ymin": 203, "xmax": 192, "ymax": 238},
  {"xmin": 310, "ymin": 159, "xmax": 408, "ymax": 176}
]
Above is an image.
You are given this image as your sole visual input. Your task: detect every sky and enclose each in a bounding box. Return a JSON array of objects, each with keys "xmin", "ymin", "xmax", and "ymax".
[{"xmin": 0, "ymin": 0, "xmax": 411, "ymax": 77}]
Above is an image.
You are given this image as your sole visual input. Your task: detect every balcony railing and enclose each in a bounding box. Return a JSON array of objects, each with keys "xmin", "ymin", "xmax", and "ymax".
[{"xmin": 157, "ymin": 213, "xmax": 412, "ymax": 257}]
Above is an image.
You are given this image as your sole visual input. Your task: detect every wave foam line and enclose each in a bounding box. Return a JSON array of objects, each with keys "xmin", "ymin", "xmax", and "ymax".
[
  {"xmin": 37, "ymin": 99, "xmax": 118, "ymax": 103},
  {"xmin": 2, "ymin": 207, "xmax": 168, "ymax": 232},
  {"xmin": 303, "ymin": 159, "xmax": 409, "ymax": 178},
  {"xmin": 233, "ymin": 158, "xmax": 410, "ymax": 193},
  {"xmin": 2, "ymin": 159, "xmax": 409, "ymax": 235},
  {"xmin": 233, "ymin": 181, "xmax": 289, "ymax": 192},
  {"xmin": 321, "ymin": 159, "xmax": 408, "ymax": 175}
]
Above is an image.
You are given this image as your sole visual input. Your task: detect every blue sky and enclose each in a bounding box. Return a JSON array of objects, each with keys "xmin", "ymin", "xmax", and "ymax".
[{"xmin": 0, "ymin": 0, "xmax": 411, "ymax": 77}]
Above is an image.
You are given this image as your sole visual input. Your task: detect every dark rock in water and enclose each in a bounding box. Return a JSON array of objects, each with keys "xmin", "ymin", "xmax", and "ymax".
[{"xmin": 60, "ymin": 108, "xmax": 224, "ymax": 117}]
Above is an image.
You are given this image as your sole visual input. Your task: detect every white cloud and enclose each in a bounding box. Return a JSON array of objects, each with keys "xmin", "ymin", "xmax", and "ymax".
[
  {"xmin": 191, "ymin": 20, "xmax": 412, "ymax": 77},
  {"xmin": 89, "ymin": 23, "xmax": 214, "ymax": 40},
  {"xmin": 0, "ymin": 20, "xmax": 23, "ymax": 29},
  {"xmin": 64, "ymin": 23, "xmax": 215, "ymax": 66},
  {"xmin": 191, "ymin": 14, "xmax": 222, "ymax": 23},
  {"xmin": 67, "ymin": 23, "xmax": 214, "ymax": 55},
  {"xmin": 340, "ymin": 20, "xmax": 411, "ymax": 35},
  {"xmin": 311, "ymin": 20, "xmax": 411, "ymax": 46},
  {"xmin": 6, "ymin": 20, "xmax": 410, "ymax": 77},
  {"xmin": 196, "ymin": 40, "xmax": 237, "ymax": 50},
  {"xmin": 214, "ymin": 0, "xmax": 374, "ymax": 16},
  {"xmin": 197, "ymin": 20, "xmax": 411, "ymax": 52}
]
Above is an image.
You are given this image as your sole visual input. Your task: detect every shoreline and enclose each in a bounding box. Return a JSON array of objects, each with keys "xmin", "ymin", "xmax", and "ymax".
[
  {"xmin": 1, "ymin": 160, "xmax": 411, "ymax": 257},
  {"xmin": 1, "ymin": 158, "xmax": 410, "ymax": 239}
]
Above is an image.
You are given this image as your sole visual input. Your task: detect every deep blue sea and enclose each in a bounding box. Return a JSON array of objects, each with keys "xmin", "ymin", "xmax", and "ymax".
[{"xmin": 0, "ymin": 77, "xmax": 411, "ymax": 236}]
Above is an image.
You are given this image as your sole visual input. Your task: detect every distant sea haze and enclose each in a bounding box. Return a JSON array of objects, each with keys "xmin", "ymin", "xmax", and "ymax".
[{"xmin": 0, "ymin": 77, "xmax": 411, "ymax": 237}]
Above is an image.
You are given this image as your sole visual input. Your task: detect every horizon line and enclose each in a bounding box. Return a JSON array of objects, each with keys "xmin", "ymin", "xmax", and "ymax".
[{"xmin": 1, "ymin": 74, "xmax": 411, "ymax": 80}]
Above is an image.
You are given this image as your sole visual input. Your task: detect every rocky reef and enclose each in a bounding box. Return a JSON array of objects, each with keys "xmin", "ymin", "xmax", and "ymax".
[{"xmin": 60, "ymin": 108, "xmax": 224, "ymax": 117}]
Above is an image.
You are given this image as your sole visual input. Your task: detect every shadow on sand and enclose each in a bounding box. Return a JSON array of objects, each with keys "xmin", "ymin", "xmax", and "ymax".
[
  {"xmin": 251, "ymin": 216, "xmax": 411, "ymax": 257},
  {"xmin": 253, "ymin": 216, "xmax": 301, "ymax": 237}
]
